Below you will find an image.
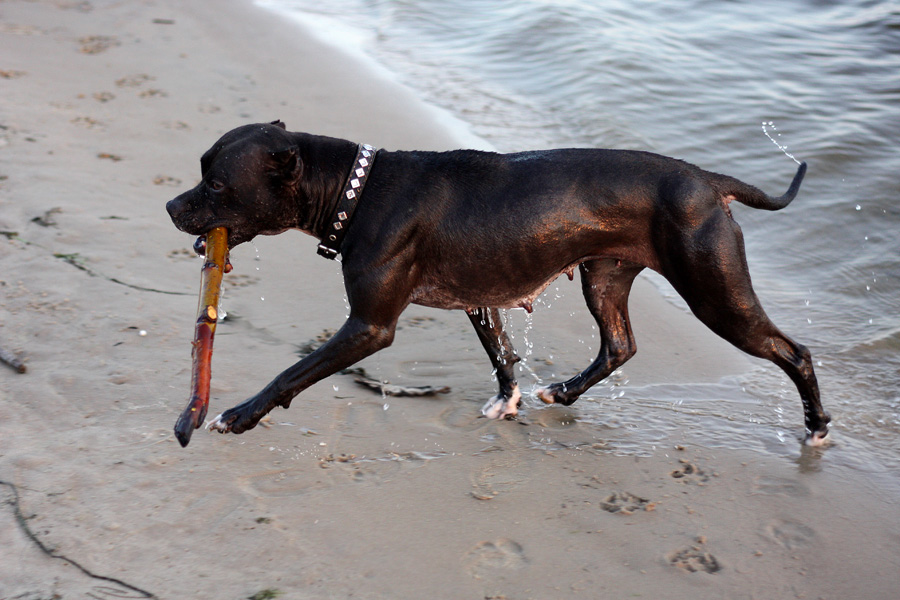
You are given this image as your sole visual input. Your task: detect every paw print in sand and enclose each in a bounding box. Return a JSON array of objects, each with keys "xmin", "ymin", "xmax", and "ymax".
[
  {"xmin": 599, "ymin": 491, "xmax": 656, "ymax": 515},
  {"xmin": 667, "ymin": 536, "xmax": 722, "ymax": 573},
  {"xmin": 670, "ymin": 459, "xmax": 711, "ymax": 484}
]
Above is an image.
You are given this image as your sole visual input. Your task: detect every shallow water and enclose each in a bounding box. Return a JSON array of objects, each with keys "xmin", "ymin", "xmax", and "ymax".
[{"xmin": 258, "ymin": 0, "xmax": 899, "ymax": 468}]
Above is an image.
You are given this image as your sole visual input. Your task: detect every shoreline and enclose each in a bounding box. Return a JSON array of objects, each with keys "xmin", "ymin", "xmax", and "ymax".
[
  {"xmin": 252, "ymin": 0, "xmax": 496, "ymax": 152},
  {"xmin": 1, "ymin": 0, "xmax": 898, "ymax": 598}
]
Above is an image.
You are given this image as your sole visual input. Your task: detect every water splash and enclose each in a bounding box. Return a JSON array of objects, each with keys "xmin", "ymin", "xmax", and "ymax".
[
  {"xmin": 500, "ymin": 308, "xmax": 543, "ymax": 383},
  {"xmin": 250, "ymin": 241, "xmax": 265, "ymax": 302},
  {"xmin": 522, "ymin": 311, "xmax": 535, "ymax": 358},
  {"xmin": 761, "ymin": 121, "xmax": 801, "ymax": 165}
]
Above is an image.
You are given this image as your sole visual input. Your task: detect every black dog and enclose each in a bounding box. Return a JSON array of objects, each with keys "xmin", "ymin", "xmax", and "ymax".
[{"xmin": 166, "ymin": 121, "xmax": 830, "ymax": 445}]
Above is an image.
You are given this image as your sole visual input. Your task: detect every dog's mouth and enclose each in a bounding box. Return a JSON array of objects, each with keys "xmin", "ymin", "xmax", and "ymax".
[
  {"xmin": 193, "ymin": 234, "xmax": 234, "ymax": 272},
  {"xmin": 192, "ymin": 228, "xmax": 249, "ymax": 254}
]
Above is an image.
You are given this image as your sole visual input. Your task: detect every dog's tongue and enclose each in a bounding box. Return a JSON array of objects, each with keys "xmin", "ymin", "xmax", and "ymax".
[{"xmin": 193, "ymin": 235, "xmax": 233, "ymax": 273}]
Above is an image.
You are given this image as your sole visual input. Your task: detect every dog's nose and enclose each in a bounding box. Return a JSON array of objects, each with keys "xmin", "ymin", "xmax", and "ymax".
[
  {"xmin": 167, "ymin": 196, "xmax": 192, "ymax": 225},
  {"xmin": 166, "ymin": 198, "xmax": 180, "ymax": 219},
  {"xmin": 166, "ymin": 197, "xmax": 193, "ymax": 231}
]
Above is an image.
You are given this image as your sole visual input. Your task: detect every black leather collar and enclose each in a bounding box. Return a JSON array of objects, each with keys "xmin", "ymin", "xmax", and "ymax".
[{"xmin": 317, "ymin": 143, "xmax": 378, "ymax": 259}]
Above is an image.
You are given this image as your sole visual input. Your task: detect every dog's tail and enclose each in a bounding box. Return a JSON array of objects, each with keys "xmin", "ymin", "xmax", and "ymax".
[{"xmin": 716, "ymin": 161, "xmax": 807, "ymax": 211}]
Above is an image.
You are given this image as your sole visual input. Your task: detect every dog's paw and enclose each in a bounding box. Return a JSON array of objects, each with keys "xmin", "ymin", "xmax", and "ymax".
[
  {"xmin": 803, "ymin": 412, "xmax": 831, "ymax": 447},
  {"xmin": 206, "ymin": 412, "xmax": 235, "ymax": 434},
  {"xmin": 803, "ymin": 428, "xmax": 830, "ymax": 447},
  {"xmin": 535, "ymin": 383, "xmax": 580, "ymax": 406},
  {"xmin": 206, "ymin": 405, "xmax": 256, "ymax": 434},
  {"xmin": 481, "ymin": 386, "xmax": 521, "ymax": 420},
  {"xmin": 535, "ymin": 386, "xmax": 556, "ymax": 404},
  {"xmin": 535, "ymin": 384, "xmax": 567, "ymax": 405},
  {"xmin": 206, "ymin": 394, "xmax": 279, "ymax": 434}
]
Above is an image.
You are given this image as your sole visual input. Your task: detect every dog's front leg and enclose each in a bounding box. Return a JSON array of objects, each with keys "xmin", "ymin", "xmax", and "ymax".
[{"xmin": 208, "ymin": 316, "xmax": 396, "ymax": 434}]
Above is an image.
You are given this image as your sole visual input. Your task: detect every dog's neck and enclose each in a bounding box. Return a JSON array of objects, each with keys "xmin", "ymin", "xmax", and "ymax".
[
  {"xmin": 292, "ymin": 135, "xmax": 360, "ymax": 239},
  {"xmin": 295, "ymin": 135, "xmax": 377, "ymax": 258}
]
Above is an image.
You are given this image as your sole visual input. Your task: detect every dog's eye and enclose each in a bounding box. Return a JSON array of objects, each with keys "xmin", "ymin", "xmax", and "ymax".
[{"xmin": 208, "ymin": 180, "xmax": 225, "ymax": 192}]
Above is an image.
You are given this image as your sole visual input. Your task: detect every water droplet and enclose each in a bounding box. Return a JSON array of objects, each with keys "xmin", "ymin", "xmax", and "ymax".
[
  {"xmin": 139, "ymin": 330, "xmax": 147, "ymax": 336},
  {"xmin": 260, "ymin": 296, "xmax": 265, "ymax": 301},
  {"xmin": 855, "ymin": 204, "xmax": 862, "ymax": 211},
  {"xmin": 333, "ymin": 384, "xmax": 339, "ymax": 392},
  {"xmin": 383, "ymin": 403, "xmax": 390, "ymax": 411},
  {"xmin": 761, "ymin": 121, "xmax": 800, "ymax": 164},
  {"xmin": 252, "ymin": 242, "xmax": 262, "ymax": 271}
]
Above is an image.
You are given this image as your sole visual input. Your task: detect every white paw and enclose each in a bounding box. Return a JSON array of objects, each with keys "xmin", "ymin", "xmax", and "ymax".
[
  {"xmin": 481, "ymin": 386, "xmax": 521, "ymax": 419},
  {"xmin": 804, "ymin": 429, "xmax": 830, "ymax": 447},
  {"xmin": 206, "ymin": 413, "xmax": 230, "ymax": 433},
  {"xmin": 481, "ymin": 396, "xmax": 506, "ymax": 419}
]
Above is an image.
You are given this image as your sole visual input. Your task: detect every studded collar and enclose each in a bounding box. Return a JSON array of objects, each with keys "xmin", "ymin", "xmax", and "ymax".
[{"xmin": 317, "ymin": 143, "xmax": 378, "ymax": 260}]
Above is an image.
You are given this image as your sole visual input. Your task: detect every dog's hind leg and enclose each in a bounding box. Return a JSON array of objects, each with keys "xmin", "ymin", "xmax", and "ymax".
[
  {"xmin": 537, "ymin": 259, "xmax": 643, "ymax": 406},
  {"xmin": 659, "ymin": 211, "xmax": 830, "ymax": 445},
  {"xmin": 468, "ymin": 307, "xmax": 522, "ymax": 419}
]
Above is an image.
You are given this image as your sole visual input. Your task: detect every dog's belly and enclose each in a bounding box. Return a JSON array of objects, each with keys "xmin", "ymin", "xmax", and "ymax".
[{"xmin": 410, "ymin": 268, "xmax": 566, "ymax": 312}]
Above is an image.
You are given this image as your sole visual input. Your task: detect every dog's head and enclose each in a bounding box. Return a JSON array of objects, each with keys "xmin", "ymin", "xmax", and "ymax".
[{"xmin": 166, "ymin": 120, "xmax": 304, "ymax": 249}]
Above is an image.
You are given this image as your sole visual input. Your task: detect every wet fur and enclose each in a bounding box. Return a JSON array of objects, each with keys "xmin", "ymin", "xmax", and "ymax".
[{"xmin": 166, "ymin": 121, "xmax": 829, "ymax": 445}]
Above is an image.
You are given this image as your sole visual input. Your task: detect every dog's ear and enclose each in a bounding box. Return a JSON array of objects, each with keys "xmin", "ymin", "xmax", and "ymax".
[
  {"xmin": 270, "ymin": 120, "xmax": 286, "ymax": 130},
  {"xmin": 268, "ymin": 146, "xmax": 302, "ymax": 182}
]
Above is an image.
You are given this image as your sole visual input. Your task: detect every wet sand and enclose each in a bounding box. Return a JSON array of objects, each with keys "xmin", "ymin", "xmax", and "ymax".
[{"xmin": 1, "ymin": 1, "xmax": 898, "ymax": 598}]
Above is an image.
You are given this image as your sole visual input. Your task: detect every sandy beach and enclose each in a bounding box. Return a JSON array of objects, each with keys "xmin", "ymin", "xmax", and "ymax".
[{"xmin": 1, "ymin": 1, "xmax": 898, "ymax": 598}]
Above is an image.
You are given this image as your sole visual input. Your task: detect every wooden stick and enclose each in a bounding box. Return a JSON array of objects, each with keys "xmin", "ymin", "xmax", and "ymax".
[
  {"xmin": 174, "ymin": 227, "xmax": 228, "ymax": 447},
  {"xmin": 0, "ymin": 346, "xmax": 26, "ymax": 373}
]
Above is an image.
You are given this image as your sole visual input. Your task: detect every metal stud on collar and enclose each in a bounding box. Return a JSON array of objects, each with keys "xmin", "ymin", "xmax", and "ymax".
[{"xmin": 317, "ymin": 144, "xmax": 377, "ymax": 259}]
